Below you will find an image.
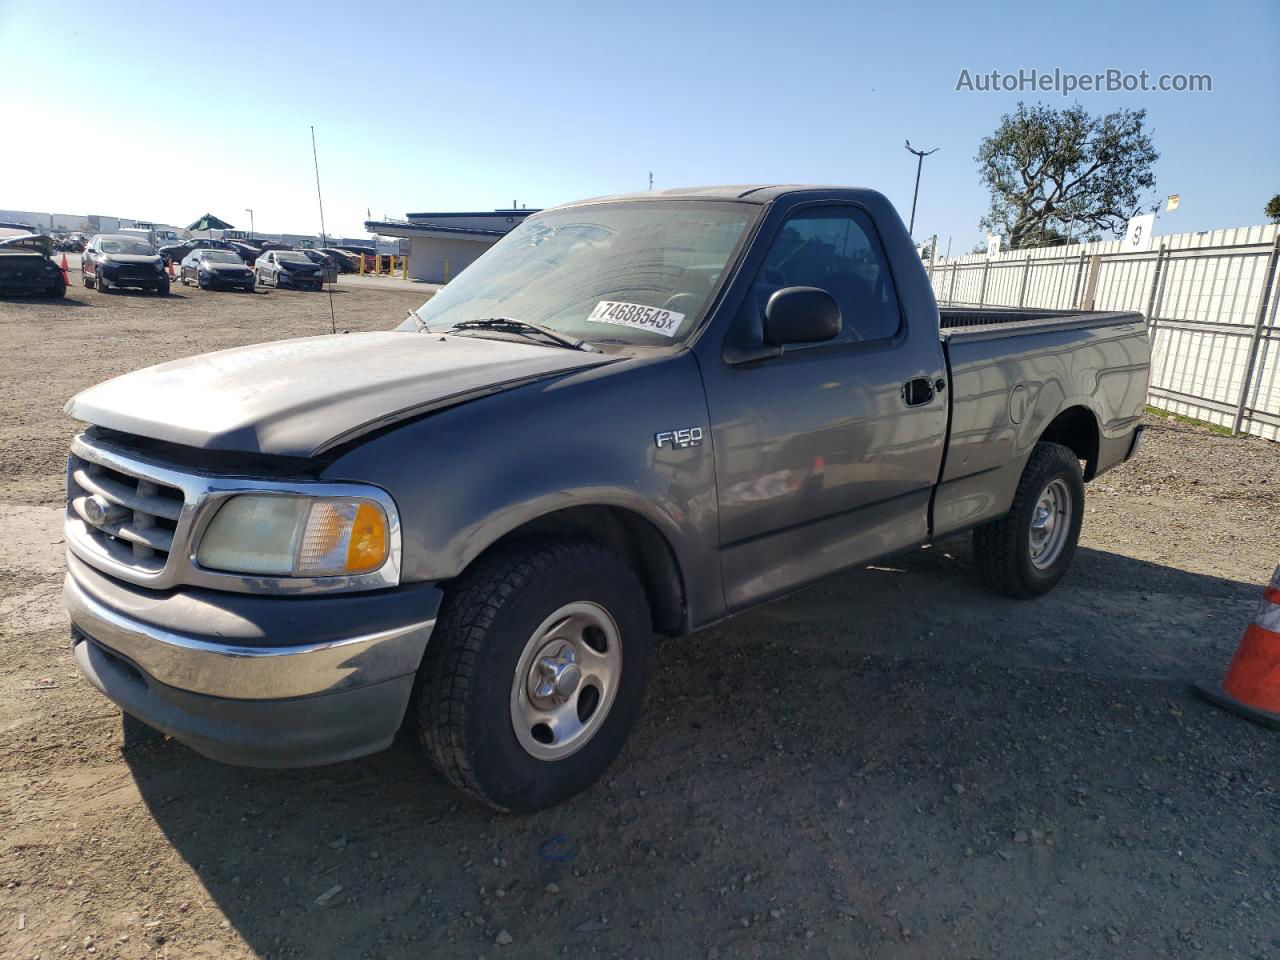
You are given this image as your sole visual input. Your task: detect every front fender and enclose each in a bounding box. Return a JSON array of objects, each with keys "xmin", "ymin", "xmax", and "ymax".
[{"xmin": 322, "ymin": 350, "xmax": 725, "ymax": 626}]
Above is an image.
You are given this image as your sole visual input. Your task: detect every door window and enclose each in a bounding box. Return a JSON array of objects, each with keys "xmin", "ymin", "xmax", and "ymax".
[{"xmin": 753, "ymin": 207, "xmax": 902, "ymax": 344}]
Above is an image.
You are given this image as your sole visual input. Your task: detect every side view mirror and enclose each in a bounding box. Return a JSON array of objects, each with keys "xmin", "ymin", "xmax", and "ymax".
[{"xmin": 763, "ymin": 286, "xmax": 842, "ymax": 346}]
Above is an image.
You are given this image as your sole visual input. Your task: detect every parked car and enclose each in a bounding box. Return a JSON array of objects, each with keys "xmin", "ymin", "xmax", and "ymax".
[
  {"xmin": 62, "ymin": 185, "xmax": 1150, "ymax": 812},
  {"xmin": 82, "ymin": 234, "xmax": 169, "ymax": 294},
  {"xmin": 0, "ymin": 233, "xmax": 66, "ymax": 298},
  {"xmin": 255, "ymin": 241, "xmax": 295, "ymax": 255},
  {"xmin": 156, "ymin": 238, "xmax": 238, "ymax": 264},
  {"xmin": 317, "ymin": 248, "xmax": 359, "ymax": 272},
  {"xmin": 302, "ymin": 249, "xmax": 339, "ymax": 283},
  {"xmin": 254, "ymin": 249, "xmax": 324, "ymax": 289},
  {"xmin": 179, "ymin": 249, "xmax": 255, "ymax": 291},
  {"xmin": 227, "ymin": 241, "xmax": 263, "ymax": 264}
]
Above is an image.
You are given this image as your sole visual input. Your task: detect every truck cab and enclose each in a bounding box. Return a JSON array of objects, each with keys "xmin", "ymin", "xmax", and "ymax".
[{"xmin": 63, "ymin": 186, "xmax": 1150, "ymax": 811}]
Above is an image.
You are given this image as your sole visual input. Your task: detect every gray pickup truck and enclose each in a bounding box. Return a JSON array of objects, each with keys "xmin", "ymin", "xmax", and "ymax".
[{"xmin": 63, "ymin": 186, "xmax": 1150, "ymax": 811}]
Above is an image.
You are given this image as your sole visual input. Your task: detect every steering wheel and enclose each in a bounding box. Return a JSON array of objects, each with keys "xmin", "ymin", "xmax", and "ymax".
[{"xmin": 662, "ymin": 292, "xmax": 702, "ymax": 315}]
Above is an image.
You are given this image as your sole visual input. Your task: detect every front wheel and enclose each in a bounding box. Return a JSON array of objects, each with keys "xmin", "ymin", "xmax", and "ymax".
[
  {"xmin": 155, "ymin": 276, "xmax": 170, "ymax": 296},
  {"xmin": 972, "ymin": 441, "xmax": 1084, "ymax": 598},
  {"xmin": 415, "ymin": 539, "xmax": 653, "ymax": 813}
]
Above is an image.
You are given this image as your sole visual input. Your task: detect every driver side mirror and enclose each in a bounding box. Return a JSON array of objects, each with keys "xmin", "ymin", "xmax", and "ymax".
[{"xmin": 763, "ymin": 286, "xmax": 842, "ymax": 346}]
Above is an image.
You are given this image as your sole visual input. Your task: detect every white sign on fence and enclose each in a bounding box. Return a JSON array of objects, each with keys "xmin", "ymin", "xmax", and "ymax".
[
  {"xmin": 986, "ymin": 234, "xmax": 1002, "ymax": 258},
  {"xmin": 1124, "ymin": 213, "xmax": 1156, "ymax": 251}
]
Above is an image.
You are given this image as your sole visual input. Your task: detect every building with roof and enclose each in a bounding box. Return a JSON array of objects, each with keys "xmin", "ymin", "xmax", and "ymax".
[{"xmin": 364, "ymin": 207, "xmax": 537, "ymax": 283}]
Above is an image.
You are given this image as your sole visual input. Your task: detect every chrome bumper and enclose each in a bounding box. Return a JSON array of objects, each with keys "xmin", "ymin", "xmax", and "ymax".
[{"xmin": 64, "ymin": 573, "xmax": 434, "ymax": 700}]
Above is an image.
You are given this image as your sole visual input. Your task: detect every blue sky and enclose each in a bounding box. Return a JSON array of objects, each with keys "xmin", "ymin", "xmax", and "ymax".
[{"xmin": 2, "ymin": 0, "xmax": 1276, "ymax": 244}]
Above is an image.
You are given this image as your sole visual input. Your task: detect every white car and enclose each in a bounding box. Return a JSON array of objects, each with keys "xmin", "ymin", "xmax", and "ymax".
[{"xmin": 254, "ymin": 250, "xmax": 324, "ymax": 290}]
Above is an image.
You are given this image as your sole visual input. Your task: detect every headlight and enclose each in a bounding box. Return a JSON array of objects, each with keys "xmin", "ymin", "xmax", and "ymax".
[{"xmin": 196, "ymin": 495, "xmax": 390, "ymax": 577}]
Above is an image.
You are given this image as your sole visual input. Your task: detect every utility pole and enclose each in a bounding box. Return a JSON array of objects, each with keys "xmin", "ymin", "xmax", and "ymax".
[
  {"xmin": 244, "ymin": 208, "xmax": 254, "ymax": 239},
  {"xmin": 648, "ymin": 171, "xmax": 654, "ymax": 191},
  {"xmin": 904, "ymin": 140, "xmax": 939, "ymax": 237}
]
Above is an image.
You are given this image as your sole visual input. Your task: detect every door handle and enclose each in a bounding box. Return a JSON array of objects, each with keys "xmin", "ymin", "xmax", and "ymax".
[{"xmin": 901, "ymin": 377, "xmax": 935, "ymax": 406}]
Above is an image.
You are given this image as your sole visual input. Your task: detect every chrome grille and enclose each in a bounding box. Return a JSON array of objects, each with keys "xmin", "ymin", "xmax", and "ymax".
[{"xmin": 67, "ymin": 450, "xmax": 184, "ymax": 573}]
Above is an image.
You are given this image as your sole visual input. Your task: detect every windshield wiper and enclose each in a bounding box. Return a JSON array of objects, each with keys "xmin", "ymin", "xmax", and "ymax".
[{"xmin": 448, "ymin": 317, "xmax": 600, "ymax": 353}]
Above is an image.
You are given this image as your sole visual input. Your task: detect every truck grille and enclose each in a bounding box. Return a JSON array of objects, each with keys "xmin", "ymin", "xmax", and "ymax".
[{"xmin": 66, "ymin": 446, "xmax": 186, "ymax": 575}]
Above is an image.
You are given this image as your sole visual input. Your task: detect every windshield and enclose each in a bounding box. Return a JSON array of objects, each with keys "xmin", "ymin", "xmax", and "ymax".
[
  {"xmin": 200, "ymin": 250, "xmax": 242, "ymax": 264},
  {"xmin": 409, "ymin": 201, "xmax": 756, "ymax": 346},
  {"xmin": 275, "ymin": 251, "xmax": 310, "ymax": 263},
  {"xmin": 100, "ymin": 238, "xmax": 154, "ymax": 255}
]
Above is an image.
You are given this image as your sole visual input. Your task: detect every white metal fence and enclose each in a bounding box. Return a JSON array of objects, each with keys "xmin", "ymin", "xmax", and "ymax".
[{"xmin": 927, "ymin": 224, "xmax": 1280, "ymax": 441}]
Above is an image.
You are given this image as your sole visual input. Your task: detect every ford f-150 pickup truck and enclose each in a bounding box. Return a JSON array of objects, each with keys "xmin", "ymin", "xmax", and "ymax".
[{"xmin": 63, "ymin": 185, "xmax": 1150, "ymax": 811}]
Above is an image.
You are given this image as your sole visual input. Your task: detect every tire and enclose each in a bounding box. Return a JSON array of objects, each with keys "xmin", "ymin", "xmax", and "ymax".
[
  {"xmin": 156, "ymin": 276, "xmax": 170, "ymax": 296},
  {"xmin": 46, "ymin": 276, "xmax": 67, "ymax": 299},
  {"xmin": 82, "ymin": 270, "xmax": 94, "ymax": 289},
  {"xmin": 99, "ymin": 274, "xmax": 112, "ymax": 294},
  {"xmin": 972, "ymin": 441, "xmax": 1084, "ymax": 598},
  {"xmin": 415, "ymin": 539, "xmax": 653, "ymax": 813}
]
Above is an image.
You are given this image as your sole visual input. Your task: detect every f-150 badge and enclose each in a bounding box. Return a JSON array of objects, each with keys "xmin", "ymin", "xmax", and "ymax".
[{"xmin": 655, "ymin": 428, "xmax": 704, "ymax": 449}]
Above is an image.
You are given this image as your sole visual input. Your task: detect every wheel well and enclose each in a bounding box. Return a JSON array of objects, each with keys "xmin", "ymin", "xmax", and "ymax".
[
  {"xmin": 480, "ymin": 506, "xmax": 688, "ymax": 636},
  {"xmin": 1040, "ymin": 406, "xmax": 1100, "ymax": 480}
]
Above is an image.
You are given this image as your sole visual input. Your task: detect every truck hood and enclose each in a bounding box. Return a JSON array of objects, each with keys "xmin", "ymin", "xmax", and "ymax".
[{"xmin": 66, "ymin": 331, "xmax": 618, "ymax": 457}]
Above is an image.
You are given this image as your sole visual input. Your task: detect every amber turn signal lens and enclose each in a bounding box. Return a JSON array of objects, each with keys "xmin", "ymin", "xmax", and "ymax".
[{"xmin": 346, "ymin": 501, "xmax": 389, "ymax": 573}]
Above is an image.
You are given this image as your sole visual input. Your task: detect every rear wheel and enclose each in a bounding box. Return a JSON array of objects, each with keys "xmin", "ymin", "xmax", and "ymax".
[
  {"xmin": 972, "ymin": 441, "xmax": 1084, "ymax": 598},
  {"xmin": 415, "ymin": 539, "xmax": 653, "ymax": 812},
  {"xmin": 45, "ymin": 276, "xmax": 67, "ymax": 299}
]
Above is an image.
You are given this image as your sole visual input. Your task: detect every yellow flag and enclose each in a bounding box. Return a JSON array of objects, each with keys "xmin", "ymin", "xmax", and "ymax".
[{"xmin": 1166, "ymin": 194, "xmax": 1180, "ymax": 211}]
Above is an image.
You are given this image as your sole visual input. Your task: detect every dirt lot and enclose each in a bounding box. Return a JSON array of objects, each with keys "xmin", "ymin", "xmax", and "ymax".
[{"xmin": 1, "ymin": 277, "xmax": 1278, "ymax": 960}]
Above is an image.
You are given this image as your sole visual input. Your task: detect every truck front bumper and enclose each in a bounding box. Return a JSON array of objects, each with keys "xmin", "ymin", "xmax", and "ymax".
[{"xmin": 65, "ymin": 554, "xmax": 441, "ymax": 767}]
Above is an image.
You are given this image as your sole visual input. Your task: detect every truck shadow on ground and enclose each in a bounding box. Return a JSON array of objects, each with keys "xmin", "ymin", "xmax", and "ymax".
[{"xmin": 119, "ymin": 545, "xmax": 1272, "ymax": 960}]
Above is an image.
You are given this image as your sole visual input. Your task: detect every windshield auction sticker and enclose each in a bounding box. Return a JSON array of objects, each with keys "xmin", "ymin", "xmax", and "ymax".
[{"xmin": 588, "ymin": 300, "xmax": 685, "ymax": 338}]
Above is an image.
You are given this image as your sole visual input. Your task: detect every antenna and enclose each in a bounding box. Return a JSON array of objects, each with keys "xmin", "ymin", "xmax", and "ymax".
[{"xmin": 311, "ymin": 125, "xmax": 337, "ymax": 334}]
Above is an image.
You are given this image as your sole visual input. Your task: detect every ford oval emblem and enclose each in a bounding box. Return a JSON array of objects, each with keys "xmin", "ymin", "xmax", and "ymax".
[{"xmin": 84, "ymin": 495, "xmax": 111, "ymax": 527}]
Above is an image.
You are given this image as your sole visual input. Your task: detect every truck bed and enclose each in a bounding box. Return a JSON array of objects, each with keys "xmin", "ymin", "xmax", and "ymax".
[{"xmin": 932, "ymin": 305, "xmax": 1150, "ymax": 539}]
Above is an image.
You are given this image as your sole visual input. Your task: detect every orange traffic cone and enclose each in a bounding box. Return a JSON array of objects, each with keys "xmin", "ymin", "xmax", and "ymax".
[
  {"xmin": 166, "ymin": 258, "xmax": 176, "ymax": 278},
  {"xmin": 59, "ymin": 253, "xmax": 70, "ymax": 285},
  {"xmin": 1196, "ymin": 565, "xmax": 1280, "ymax": 729}
]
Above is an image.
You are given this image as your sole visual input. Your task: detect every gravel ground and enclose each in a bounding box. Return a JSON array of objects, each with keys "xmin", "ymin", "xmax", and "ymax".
[{"xmin": 1, "ymin": 277, "xmax": 1278, "ymax": 960}]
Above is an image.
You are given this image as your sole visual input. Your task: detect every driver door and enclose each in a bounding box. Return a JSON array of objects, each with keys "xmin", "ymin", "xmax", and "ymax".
[{"xmin": 702, "ymin": 204, "xmax": 948, "ymax": 610}]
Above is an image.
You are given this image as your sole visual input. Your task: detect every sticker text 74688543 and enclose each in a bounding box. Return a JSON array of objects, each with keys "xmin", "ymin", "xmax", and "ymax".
[{"xmin": 588, "ymin": 300, "xmax": 686, "ymax": 338}]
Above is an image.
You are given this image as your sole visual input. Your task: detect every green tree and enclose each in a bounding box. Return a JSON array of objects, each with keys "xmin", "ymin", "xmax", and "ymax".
[
  {"xmin": 977, "ymin": 103, "xmax": 1158, "ymax": 249},
  {"xmin": 1266, "ymin": 194, "xmax": 1280, "ymax": 224}
]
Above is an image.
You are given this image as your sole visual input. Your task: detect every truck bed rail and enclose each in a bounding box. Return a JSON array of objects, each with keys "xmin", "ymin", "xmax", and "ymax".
[{"xmin": 939, "ymin": 306, "xmax": 1144, "ymax": 342}]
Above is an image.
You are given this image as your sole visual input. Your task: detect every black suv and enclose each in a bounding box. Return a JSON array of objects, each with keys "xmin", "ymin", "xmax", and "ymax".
[{"xmin": 83, "ymin": 235, "xmax": 170, "ymax": 294}]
